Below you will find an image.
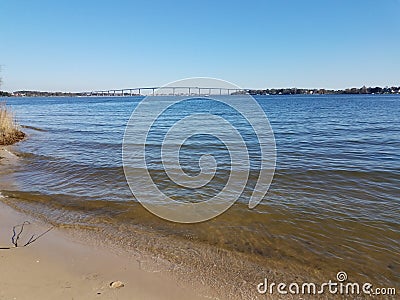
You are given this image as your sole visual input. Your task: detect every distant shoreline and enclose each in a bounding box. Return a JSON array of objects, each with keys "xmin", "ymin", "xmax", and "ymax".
[{"xmin": 1, "ymin": 85, "xmax": 400, "ymax": 97}]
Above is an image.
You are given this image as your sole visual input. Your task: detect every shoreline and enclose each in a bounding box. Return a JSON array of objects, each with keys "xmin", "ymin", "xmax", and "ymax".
[
  {"xmin": 3, "ymin": 86, "xmax": 400, "ymax": 97},
  {"xmin": 0, "ymin": 147, "xmax": 209, "ymax": 300}
]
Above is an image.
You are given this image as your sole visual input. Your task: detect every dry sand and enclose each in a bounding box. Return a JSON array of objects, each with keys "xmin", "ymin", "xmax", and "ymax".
[{"xmin": 0, "ymin": 202, "xmax": 207, "ymax": 300}]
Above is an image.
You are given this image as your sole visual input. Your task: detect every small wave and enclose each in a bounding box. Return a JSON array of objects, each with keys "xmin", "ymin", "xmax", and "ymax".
[
  {"xmin": 0, "ymin": 148, "xmax": 19, "ymax": 160},
  {"xmin": 21, "ymin": 125, "xmax": 47, "ymax": 132}
]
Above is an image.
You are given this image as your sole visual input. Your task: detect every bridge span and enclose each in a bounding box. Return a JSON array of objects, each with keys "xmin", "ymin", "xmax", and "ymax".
[{"xmin": 86, "ymin": 86, "xmax": 247, "ymax": 97}]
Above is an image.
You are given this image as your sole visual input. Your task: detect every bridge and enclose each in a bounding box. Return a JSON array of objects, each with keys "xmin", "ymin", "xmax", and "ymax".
[{"xmin": 85, "ymin": 87, "xmax": 247, "ymax": 97}]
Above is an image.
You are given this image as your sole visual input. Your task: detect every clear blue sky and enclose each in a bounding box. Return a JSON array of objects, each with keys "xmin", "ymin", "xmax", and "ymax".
[{"xmin": 1, "ymin": 0, "xmax": 399, "ymax": 92}]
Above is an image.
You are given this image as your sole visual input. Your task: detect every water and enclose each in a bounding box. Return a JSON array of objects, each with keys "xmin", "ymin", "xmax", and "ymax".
[{"xmin": 1, "ymin": 95, "xmax": 399, "ymax": 295}]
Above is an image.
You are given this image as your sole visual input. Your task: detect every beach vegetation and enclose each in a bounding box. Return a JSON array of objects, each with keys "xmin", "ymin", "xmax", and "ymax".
[{"xmin": 0, "ymin": 102, "xmax": 25, "ymax": 145}]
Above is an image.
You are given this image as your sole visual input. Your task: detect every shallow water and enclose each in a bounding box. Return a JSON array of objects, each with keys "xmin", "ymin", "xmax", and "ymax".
[{"xmin": 1, "ymin": 95, "xmax": 399, "ymax": 293}]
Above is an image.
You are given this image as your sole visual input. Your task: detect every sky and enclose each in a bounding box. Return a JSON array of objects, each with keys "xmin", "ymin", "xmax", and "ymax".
[{"xmin": 1, "ymin": 0, "xmax": 400, "ymax": 92}]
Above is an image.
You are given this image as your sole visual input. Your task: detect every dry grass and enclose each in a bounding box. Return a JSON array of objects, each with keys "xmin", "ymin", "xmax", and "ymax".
[{"xmin": 0, "ymin": 102, "xmax": 25, "ymax": 145}]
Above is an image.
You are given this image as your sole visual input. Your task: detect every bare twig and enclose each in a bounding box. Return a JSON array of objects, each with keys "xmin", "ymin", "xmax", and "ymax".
[
  {"xmin": 11, "ymin": 221, "xmax": 54, "ymax": 247},
  {"xmin": 11, "ymin": 221, "xmax": 30, "ymax": 247},
  {"xmin": 23, "ymin": 226, "xmax": 54, "ymax": 247}
]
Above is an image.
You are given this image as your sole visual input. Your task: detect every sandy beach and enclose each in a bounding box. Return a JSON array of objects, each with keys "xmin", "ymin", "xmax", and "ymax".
[{"xmin": 0, "ymin": 147, "xmax": 207, "ymax": 300}]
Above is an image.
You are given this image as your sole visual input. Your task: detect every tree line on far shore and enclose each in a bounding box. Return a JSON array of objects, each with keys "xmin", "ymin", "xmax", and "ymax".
[
  {"xmin": 241, "ymin": 86, "xmax": 400, "ymax": 95},
  {"xmin": 1, "ymin": 91, "xmax": 84, "ymax": 97}
]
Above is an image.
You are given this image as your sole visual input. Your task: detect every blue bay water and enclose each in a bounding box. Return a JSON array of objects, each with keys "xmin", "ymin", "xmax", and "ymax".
[{"xmin": 1, "ymin": 94, "xmax": 399, "ymax": 288}]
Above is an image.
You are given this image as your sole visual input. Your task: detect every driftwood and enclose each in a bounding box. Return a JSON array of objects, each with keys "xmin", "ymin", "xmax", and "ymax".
[{"xmin": 0, "ymin": 221, "xmax": 54, "ymax": 249}]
